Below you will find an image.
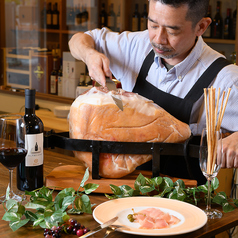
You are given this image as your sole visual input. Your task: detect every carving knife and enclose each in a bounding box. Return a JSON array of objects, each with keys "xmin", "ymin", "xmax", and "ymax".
[
  {"xmin": 79, "ymin": 216, "xmax": 118, "ymax": 238},
  {"xmin": 105, "ymin": 77, "xmax": 123, "ymax": 111}
]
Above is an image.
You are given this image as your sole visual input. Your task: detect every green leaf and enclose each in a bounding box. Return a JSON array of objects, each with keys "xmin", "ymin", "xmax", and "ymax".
[
  {"xmin": 25, "ymin": 202, "xmax": 46, "ymax": 210},
  {"xmin": 233, "ymin": 199, "xmax": 238, "ymax": 207},
  {"xmin": 17, "ymin": 205, "xmax": 25, "ymax": 215},
  {"xmin": 5, "ymin": 199, "xmax": 18, "ymax": 211},
  {"xmin": 83, "ymin": 183, "xmax": 99, "ymax": 194},
  {"xmin": 9, "ymin": 219, "xmax": 30, "ymax": 232},
  {"xmin": 80, "ymin": 194, "xmax": 93, "ymax": 214},
  {"xmin": 2, "ymin": 212, "xmax": 21, "ymax": 222},
  {"xmin": 109, "ymin": 184, "xmax": 122, "ymax": 196},
  {"xmin": 213, "ymin": 192, "xmax": 227, "ymax": 205},
  {"xmin": 120, "ymin": 185, "xmax": 135, "ymax": 197},
  {"xmin": 134, "ymin": 173, "xmax": 146, "ymax": 190},
  {"xmin": 211, "ymin": 177, "xmax": 219, "ymax": 190},
  {"xmin": 25, "ymin": 210, "xmax": 38, "ymax": 222},
  {"xmin": 60, "ymin": 196, "xmax": 75, "ymax": 212},
  {"xmin": 222, "ymin": 202, "xmax": 235, "ymax": 213},
  {"xmin": 175, "ymin": 187, "xmax": 186, "ymax": 201},
  {"xmin": 139, "ymin": 185, "xmax": 155, "ymax": 194},
  {"xmin": 174, "ymin": 179, "xmax": 185, "ymax": 189},
  {"xmin": 151, "ymin": 176, "xmax": 163, "ymax": 187},
  {"xmin": 80, "ymin": 168, "xmax": 90, "ymax": 188}
]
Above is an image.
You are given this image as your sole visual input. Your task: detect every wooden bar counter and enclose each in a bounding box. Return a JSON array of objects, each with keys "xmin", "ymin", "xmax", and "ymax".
[{"xmin": 0, "ymin": 110, "xmax": 237, "ymax": 237}]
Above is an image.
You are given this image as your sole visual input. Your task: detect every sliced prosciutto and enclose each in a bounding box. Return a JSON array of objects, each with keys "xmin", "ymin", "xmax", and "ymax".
[{"xmin": 128, "ymin": 207, "xmax": 180, "ymax": 229}]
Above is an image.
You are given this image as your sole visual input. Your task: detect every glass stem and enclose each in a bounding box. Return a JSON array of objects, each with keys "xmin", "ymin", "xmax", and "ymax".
[
  {"xmin": 9, "ymin": 169, "xmax": 13, "ymax": 192},
  {"xmin": 206, "ymin": 178, "xmax": 211, "ymax": 211}
]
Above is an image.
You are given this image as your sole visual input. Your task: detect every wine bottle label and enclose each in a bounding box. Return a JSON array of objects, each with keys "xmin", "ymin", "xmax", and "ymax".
[
  {"xmin": 117, "ymin": 17, "xmax": 121, "ymax": 31},
  {"xmin": 25, "ymin": 133, "xmax": 44, "ymax": 167},
  {"xmin": 140, "ymin": 18, "xmax": 147, "ymax": 31},
  {"xmin": 132, "ymin": 18, "xmax": 139, "ymax": 31},
  {"xmin": 47, "ymin": 14, "xmax": 51, "ymax": 24},
  {"xmin": 53, "ymin": 14, "xmax": 57, "ymax": 25},
  {"xmin": 108, "ymin": 16, "xmax": 115, "ymax": 28},
  {"xmin": 50, "ymin": 75, "xmax": 57, "ymax": 94}
]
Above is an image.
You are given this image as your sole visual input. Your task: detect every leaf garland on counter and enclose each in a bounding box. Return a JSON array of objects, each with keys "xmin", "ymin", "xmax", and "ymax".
[
  {"xmin": 105, "ymin": 173, "xmax": 238, "ymax": 213},
  {"xmin": 2, "ymin": 169, "xmax": 238, "ymax": 232},
  {"xmin": 1, "ymin": 168, "xmax": 99, "ymax": 232}
]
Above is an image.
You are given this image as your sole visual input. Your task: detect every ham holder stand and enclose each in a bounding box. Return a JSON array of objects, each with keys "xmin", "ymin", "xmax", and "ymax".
[{"xmin": 44, "ymin": 130, "xmax": 201, "ymax": 181}]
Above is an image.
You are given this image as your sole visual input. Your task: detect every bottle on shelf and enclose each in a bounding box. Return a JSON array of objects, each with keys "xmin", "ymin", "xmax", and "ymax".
[
  {"xmin": 108, "ymin": 3, "xmax": 116, "ymax": 31},
  {"xmin": 41, "ymin": 1, "xmax": 47, "ymax": 29},
  {"xmin": 17, "ymin": 89, "xmax": 44, "ymax": 191},
  {"xmin": 58, "ymin": 63, "xmax": 63, "ymax": 96},
  {"xmin": 140, "ymin": 3, "xmax": 148, "ymax": 31},
  {"xmin": 67, "ymin": 0, "xmax": 75, "ymax": 29},
  {"xmin": 81, "ymin": 4, "xmax": 88, "ymax": 30},
  {"xmin": 203, "ymin": 5, "xmax": 212, "ymax": 38},
  {"xmin": 46, "ymin": 2, "xmax": 52, "ymax": 29},
  {"xmin": 116, "ymin": 5, "xmax": 121, "ymax": 32},
  {"xmin": 132, "ymin": 4, "xmax": 140, "ymax": 31},
  {"xmin": 211, "ymin": 1, "xmax": 223, "ymax": 39},
  {"xmin": 99, "ymin": 3, "xmax": 107, "ymax": 28},
  {"xmin": 75, "ymin": 4, "xmax": 81, "ymax": 28},
  {"xmin": 50, "ymin": 49, "xmax": 58, "ymax": 95},
  {"xmin": 224, "ymin": 8, "xmax": 233, "ymax": 39},
  {"xmin": 52, "ymin": 2, "xmax": 60, "ymax": 29},
  {"xmin": 233, "ymin": 8, "xmax": 237, "ymax": 39}
]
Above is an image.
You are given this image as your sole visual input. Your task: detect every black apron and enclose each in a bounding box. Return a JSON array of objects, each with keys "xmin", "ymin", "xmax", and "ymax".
[{"xmin": 133, "ymin": 50, "xmax": 230, "ymax": 184}]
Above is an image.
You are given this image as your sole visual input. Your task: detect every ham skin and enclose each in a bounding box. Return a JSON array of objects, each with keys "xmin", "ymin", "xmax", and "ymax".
[{"xmin": 69, "ymin": 87, "xmax": 191, "ymax": 178}]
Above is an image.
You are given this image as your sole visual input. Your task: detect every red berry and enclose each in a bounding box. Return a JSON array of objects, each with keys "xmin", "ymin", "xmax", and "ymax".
[
  {"xmin": 83, "ymin": 228, "xmax": 89, "ymax": 234},
  {"xmin": 76, "ymin": 229, "xmax": 84, "ymax": 237}
]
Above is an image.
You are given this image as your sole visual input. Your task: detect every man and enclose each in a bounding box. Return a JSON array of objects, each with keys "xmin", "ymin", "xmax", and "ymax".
[{"xmin": 69, "ymin": 0, "xmax": 238, "ymax": 178}]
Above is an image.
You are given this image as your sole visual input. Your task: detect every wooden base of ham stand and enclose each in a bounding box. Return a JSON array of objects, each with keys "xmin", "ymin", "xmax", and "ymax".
[{"xmin": 45, "ymin": 165, "xmax": 197, "ymax": 194}]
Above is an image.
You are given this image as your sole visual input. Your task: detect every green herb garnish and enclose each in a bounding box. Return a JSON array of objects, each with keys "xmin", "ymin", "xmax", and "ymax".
[
  {"xmin": 105, "ymin": 173, "xmax": 238, "ymax": 213},
  {"xmin": 2, "ymin": 168, "xmax": 99, "ymax": 231}
]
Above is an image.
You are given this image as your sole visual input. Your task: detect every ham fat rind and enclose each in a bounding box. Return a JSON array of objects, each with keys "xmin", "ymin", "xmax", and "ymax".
[{"xmin": 69, "ymin": 87, "xmax": 191, "ymax": 178}]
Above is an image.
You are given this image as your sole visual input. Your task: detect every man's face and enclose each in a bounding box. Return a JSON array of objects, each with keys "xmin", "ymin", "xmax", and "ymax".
[{"xmin": 148, "ymin": 1, "xmax": 198, "ymax": 65}]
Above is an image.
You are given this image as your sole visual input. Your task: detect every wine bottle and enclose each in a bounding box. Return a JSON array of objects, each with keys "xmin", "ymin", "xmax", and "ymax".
[
  {"xmin": 211, "ymin": 1, "xmax": 223, "ymax": 39},
  {"xmin": 116, "ymin": 5, "xmax": 121, "ymax": 32},
  {"xmin": 132, "ymin": 4, "xmax": 140, "ymax": 31},
  {"xmin": 41, "ymin": 1, "xmax": 47, "ymax": 29},
  {"xmin": 75, "ymin": 4, "xmax": 81, "ymax": 28},
  {"xmin": 99, "ymin": 3, "xmax": 107, "ymax": 28},
  {"xmin": 17, "ymin": 89, "xmax": 44, "ymax": 191},
  {"xmin": 52, "ymin": 2, "xmax": 59, "ymax": 29},
  {"xmin": 203, "ymin": 5, "xmax": 212, "ymax": 38},
  {"xmin": 233, "ymin": 8, "xmax": 237, "ymax": 39},
  {"xmin": 46, "ymin": 2, "xmax": 52, "ymax": 29},
  {"xmin": 108, "ymin": 3, "xmax": 116, "ymax": 31},
  {"xmin": 140, "ymin": 4, "xmax": 148, "ymax": 31},
  {"xmin": 58, "ymin": 64, "xmax": 63, "ymax": 96},
  {"xmin": 81, "ymin": 4, "xmax": 88, "ymax": 30},
  {"xmin": 224, "ymin": 8, "xmax": 233, "ymax": 39},
  {"xmin": 50, "ymin": 51, "xmax": 58, "ymax": 95}
]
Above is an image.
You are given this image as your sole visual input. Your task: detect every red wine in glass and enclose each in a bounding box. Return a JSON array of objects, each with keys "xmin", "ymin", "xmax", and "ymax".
[
  {"xmin": 0, "ymin": 114, "xmax": 27, "ymax": 203},
  {"xmin": 0, "ymin": 148, "xmax": 27, "ymax": 170}
]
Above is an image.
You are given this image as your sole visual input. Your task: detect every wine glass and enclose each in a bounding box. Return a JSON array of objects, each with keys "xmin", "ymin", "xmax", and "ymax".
[
  {"xmin": 199, "ymin": 128, "xmax": 223, "ymax": 219},
  {"xmin": 0, "ymin": 115, "xmax": 27, "ymax": 202}
]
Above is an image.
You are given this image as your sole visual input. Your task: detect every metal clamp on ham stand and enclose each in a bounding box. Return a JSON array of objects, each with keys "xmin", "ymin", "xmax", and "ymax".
[{"xmin": 44, "ymin": 131, "xmax": 200, "ymax": 180}]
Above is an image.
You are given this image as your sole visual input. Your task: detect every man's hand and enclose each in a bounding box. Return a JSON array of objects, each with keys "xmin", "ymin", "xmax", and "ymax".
[
  {"xmin": 222, "ymin": 132, "xmax": 238, "ymax": 168},
  {"xmin": 69, "ymin": 32, "xmax": 112, "ymax": 87},
  {"xmin": 85, "ymin": 49, "xmax": 112, "ymax": 87}
]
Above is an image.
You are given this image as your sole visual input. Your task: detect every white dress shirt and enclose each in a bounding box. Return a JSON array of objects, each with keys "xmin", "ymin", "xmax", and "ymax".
[{"xmin": 85, "ymin": 28, "xmax": 238, "ymax": 135}]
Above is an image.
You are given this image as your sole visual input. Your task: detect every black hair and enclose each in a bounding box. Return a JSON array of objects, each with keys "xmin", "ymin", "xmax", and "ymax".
[{"xmin": 150, "ymin": 0, "xmax": 209, "ymax": 27}]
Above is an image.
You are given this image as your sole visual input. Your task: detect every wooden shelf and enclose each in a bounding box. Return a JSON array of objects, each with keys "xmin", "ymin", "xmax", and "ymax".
[
  {"xmin": 0, "ymin": 88, "xmax": 74, "ymax": 105},
  {"xmin": 204, "ymin": 38, "xmax": 236, "ymax": 45}
]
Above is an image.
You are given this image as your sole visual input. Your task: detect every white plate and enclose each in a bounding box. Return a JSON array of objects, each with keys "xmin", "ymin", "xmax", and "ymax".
[{"xmin": 93, "ymin": 197, "xmax": 207, "ymax": 236}]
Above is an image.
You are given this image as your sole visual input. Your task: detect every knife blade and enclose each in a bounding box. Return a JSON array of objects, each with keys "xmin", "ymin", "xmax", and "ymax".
[
  {"xmin": 105, "ymin": 77, "xmax": 124, "ymax": 111},
  {"xmin": 79, "ymin": 216, "xmax": 118, "ymax": 238}
]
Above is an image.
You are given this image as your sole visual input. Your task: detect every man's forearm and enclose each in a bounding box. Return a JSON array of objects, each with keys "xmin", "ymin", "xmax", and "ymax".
[{"xmin": 68, "ymin": 32, "xmax": 96, "ymax": 63}]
